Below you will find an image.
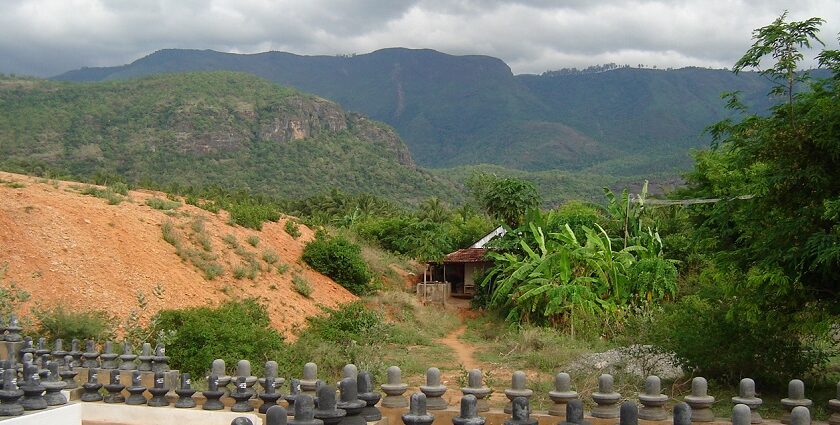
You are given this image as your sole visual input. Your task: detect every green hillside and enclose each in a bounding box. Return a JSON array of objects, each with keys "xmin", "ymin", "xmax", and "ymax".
[
  {"xmin": 0, "ymin": 72, "xmax": 461, "ymax": 203},
  {"xmin": 54, "ymin": 48, "xmax": 784, "ymax": 173}
]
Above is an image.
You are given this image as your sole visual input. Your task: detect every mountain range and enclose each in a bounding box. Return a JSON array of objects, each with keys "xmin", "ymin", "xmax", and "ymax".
[{"xmin": 55, "ymin": 48, "xmax": 782, "ymax": 174}]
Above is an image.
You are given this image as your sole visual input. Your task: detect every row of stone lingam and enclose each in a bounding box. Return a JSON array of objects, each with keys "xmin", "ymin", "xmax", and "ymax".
[{"xmin": 4, "ymin": 336, "xmax": 171, "ymax": 373}]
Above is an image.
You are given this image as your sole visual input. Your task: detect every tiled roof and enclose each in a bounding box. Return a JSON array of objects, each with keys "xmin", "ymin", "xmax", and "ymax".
[{"xmin": 442, "ymin": 248, "xmax": 490, "ymax": 263}]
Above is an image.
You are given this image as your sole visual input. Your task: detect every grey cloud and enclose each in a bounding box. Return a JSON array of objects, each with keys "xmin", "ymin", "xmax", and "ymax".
[{"xmin": 0, "ymin": 0, "xmax": 838, "ymax": 77}]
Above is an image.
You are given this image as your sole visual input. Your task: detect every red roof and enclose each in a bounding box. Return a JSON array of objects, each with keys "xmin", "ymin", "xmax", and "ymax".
[{"xmin": 442, "ymin": 248, "xmax": 491, "ymax": 263}]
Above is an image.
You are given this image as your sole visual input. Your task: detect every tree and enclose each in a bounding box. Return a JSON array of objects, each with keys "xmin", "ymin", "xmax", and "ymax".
[{"xmin": 466, "ymin": 172, "xmax": 541, "ymax": 227}]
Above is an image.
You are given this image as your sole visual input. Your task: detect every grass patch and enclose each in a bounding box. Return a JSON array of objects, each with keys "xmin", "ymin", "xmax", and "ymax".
[
  {"xmin": 222, "ymin": 233, "xmax": 239, "ymax": 248},
  {"xmin": 146, "ymin": 197, "xmax": 181, "ymax": 210},
  {"xmin": 262, "ymin": 249, "xmax": 280, "ymax": 264},
  {"xmin": 284, "ymin": 219, "xmax": 301, "ymax": 239},
  {"xmin": 246, "ymin": 235, "xmax": 260, "ymax": 247},
  {"xmin": 292, "ymin": 274, "xmax": 313, "ymax": 297},
  {"xmin": 161, "ymin": 220, "xmax": 224, "ymax": 280},
  {"xmin": 3, "ymin": 181, "xmax": 25, "ymax": 188},
  {"xmin": 80, "ymin": 185, "xmax": 124, "ymax": 205},
  {"xmin": 277, "ymin": 263, "xmax": 290, "ymax": 274}
]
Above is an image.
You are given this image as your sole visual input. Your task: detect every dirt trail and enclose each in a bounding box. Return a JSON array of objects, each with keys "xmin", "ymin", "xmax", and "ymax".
[{"xmin": 438, "ymin": 325, "xmax": 478, "ymax": 370}]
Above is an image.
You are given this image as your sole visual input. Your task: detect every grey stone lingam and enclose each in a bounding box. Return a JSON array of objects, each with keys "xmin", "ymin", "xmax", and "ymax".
[
  {"xmin": 419, "ymin": 367, "xmax": 447, "ymax": 410},
  {"xmin": 357, "ymin": 371, "xmax": 381, "ymax": 421},
  {"xmin": 402, "ymin": 393, "xmax": 435, "ymax": 425},
  {"xmin": 35, "ymin": 338, "xmax": 50, "ymax": 365},
  {"xmin": 100, "ymin": 341, "xmax": 119, "ymax": 369},
  {"xmin": 126, "ymin": 370, "xmax": 147, "ymax": 405},
  {"xmin": 829, "ymin": 382, "xmax": 840, "ymax": 425},
  {"xmin": 301, "ymin": 362, "xmax": 319, "ymax": 394},
  {"xmin": 286, "ymin": 378, "xmax": 302, "ymax": 417},
  {"xmin": 559, "ymin": 399, "xmax": 590, "ymax": 425},
  {"xmin": 260, "ymin": 377, "xmax": 283, "ymax": 414},
  {"xmin": 733, "ymin": 404, "xmax": 753, "ymax": 425},
  {"xmin": 5, "ymin": 315, "xmax": 22, "ymax": 343},
  {"xmin": 0, "ymin": 368, "xmax": 24, "ymax": 417},
  {"xmin": 781, "ymin": 379, "xmax": 813, "ymax": 424},
  {"xmin": 381, "ymin": 366, "xmax": 409, "ymax": 408},
  {"xmin": 232, "ymin": 418, "xmax": 255, "ymax": 425},
  {"xmin": 548, "ymin": 372, "xmax": 578, "ymax": 417},
  {"xmin": 147, "ymin": 371, "xmax": 170, "ymax": 407},
  {"xmin": 453, "ymin": 394, "xmax": 486, "ymax": 425},
  {"xmin": 81, "ymin": 339, "xmax": 100, "ymax": 369},
  {"xmin": 231, "ymin": 376, "xmax": 255, "ymax": 412},
  {"xmin": 461, "ymin": 369, "xmax": 492, "ymax": 413},
  {"xmin": 69, "ymin": 339, "xmax": 83, "ymax": 367},
  {"xmin": 175, "ymin": 373, "xmax": 197, "ymax": 408},
  {"xmin": 267, "ymin": 405, "xmax": 289, "ymax": 425},
  {"xmin": 202, "ymin": 375, "xmax": 225, "ymax": 410},
  {"xmin": 235, "ymin": 359, "xmax": 258, "ymax": 396},
  {"xmin": 60, "ymin": 355, "xmax": 78, "ymax": 389},
  {"xmin": 790, "ymin": 405, "xmax": 811, "ymax": 425},
  {"xmin": 619, "ymin": 401, "xmax": 638, "ymax": 425},
  {"xmin": 52, "ymin": 339, "xmax": 67, "ymax": 366},
  {"xmin": 638, "ymin": 375, "xmax": 668, "ymax": 421},
  {"xmin": 152, "ymin": 342, "xmax": 169, "ymax": 373},
  {"xmin": 137, "ymin": 342, "xmax": 154, "ymax": 372},
  {"xmin": 42, "ymin": 361, "xmax": 67, "ymax": 405},
  {"xmin": 104, "ymin": 368, "xmax": 125, "ymax": 404},
  {"xmin": 337, "ymin": 377, "xmax": 366, "ymax": 425},
  {"xmin": 673, "ymin": 402, "xmax": 692, "ymax": 425},
  {"xmin": 504, "ymin": 397, "xmax": 537, "ymax": 425},
  {"xmin": 260, "ymin": 360, "xmax": 285, "ymax": 391},
  {"xmin": 684, "ymin": 377, "xmax": 715, "ymax": 422},
  {"xmin": 732, "ymin": 378, "xmax": 763, "ymax": 424},
  {"xmin": 342, "ymin": 364, "xmax": 359, "ymax": 381},
  {"xmin": 211, "ymin": 358, "xmax": 232, "ymax": 389},
  {"xmin": 80, "ymin": 368, "xmax": 103, "ymax": 403},
  {"xmin": 119, "ymin": 341, "xmax": 137, "ymax": 370},
  {"xmin": 504, "ymin": 371, "xmax": 533, "ymax": 414},
  {"xmin": 20, "ymin": 363, "xmax": 46, "ymax": 410},
  {"xmin": 591, "ymin": 374, "xmax": 621, "ymax": 419},
  {"xmin": 290, "ymin": 394, "xmax": 324, "ymax": 425},
  {"xmin": 314, "ymin": 384, "xmax": 347, "ymax": 425}
]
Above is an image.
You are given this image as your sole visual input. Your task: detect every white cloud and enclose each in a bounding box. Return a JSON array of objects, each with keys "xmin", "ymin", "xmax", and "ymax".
[{"xmin": 0, "ymin": 0, "xmax": 837, "ymax": 76}]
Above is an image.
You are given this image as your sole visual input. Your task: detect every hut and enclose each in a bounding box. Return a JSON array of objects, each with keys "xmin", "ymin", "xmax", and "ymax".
[{"xmin": 419, "ymin": 226, "xmax": 505, "ymax": 301}]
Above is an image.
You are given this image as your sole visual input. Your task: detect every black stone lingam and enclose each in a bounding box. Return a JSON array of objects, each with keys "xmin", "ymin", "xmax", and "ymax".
[
  {"xmin": 619, "ymin": 401, "xmax": 639, "ymax": 425},
  {"xmin": 42, "ymin": 361, "xmax": 68, "ymax": 405},
  {"xmin": 232, "ymin": 419, "xmax": 255, "ymax": 425},
  {"xmin": 314, "ymin": 384, "xmax": 346, "ymax": 425},
  {"xmin": 69, "ymin": 339, "xmax": 83, "ymax": 367},
  {"xmin": 18, "ymin": 337, "xmax": 35, "ymax": 362},
  {"xmin": 504, "ymin": 397, "xmax": 537, "ymax": 425},
  {"xmin": 152, "ymin": 342, "xmax": 169, "ymax": 373},
  {"xmin": 357, "ymin": 371, "xmax": 381, "ymax": 421},
  {"xmin": 80, "ymin": 367, "xmax": 103, "ymax": 402},
  {"xmin": 0, "ymin": 369, "xmax": 24, "ymax": 417},
  {"xmin": 336, "ymin": 377, "xmax": 366, "ymax": 425},
  {"xmin": 35, "ymin": 338, "xmax": 50, "ymax": 365},
  {"xmin": 673, "ymin": 402, "xmax": 692, "ymax": 425},
  {"xmin": 260, "ymin": 361, "xmax": 284, "ymax": 392},
  {"xmin": 137, "ymin": 342, "xmax": 153, "ymax": 372},
  {"xmin": 125, "ymin": 370, "xmax": 147, "ymax": 405},
  {"xmin": 118, "ymin": 341, "xmax": 137, "ymax": 370},
  {"xmin": 285, "ymin": 378, "xmax": 301, "ymax": 416},
  {"xmin": 453, "ymin": 394, "xmax": 486, "ymax": 425},
  {"xmin": 267, "ymin": 405, "xmax": 289, "ymax": 425},
  {"xmin": 5, "ymin": 315, "xmax": 23, "ymax": 343},
  {"xmin": 104, "ymin": 369, "xmax": 125, "ymax": 403},
  {"xmin": 147, "ymin": 371, "xmax": 170, "ymax": 407},
  {"xmin": 37, "ymin": 354, "xmax": 51, "ymax": 380},
  {"xmin": 259, "ymin": 377, "xmax": 284, "ymax": 414},
  {"xmin": 559, "ymin": 399, "xmax": 591, "ymax": 425},
  {"xmin": 401, "ymin": 393, "xmax": 435, "ymax": 425},
  {"xmin": 59, "ymin": 355, "xmax": 78, "ymax": 389},
  {"xmin": 231, "ymin": 376, "xmax": 254, "ymax": 412},
  {"xmin": 290, "ymin": 394, "xmax": 324, "ymax": 425},
  {"xmin": 52, "ymin": 339, "xmax": 68, "ymax": 365},
  {"xmin": 81, "ymin": 339, "xmax": 100, "ymax": 369},
  {"xmin": 202, "ymin": 374, "xmax": 225, "ymax": 411},
  {"xmin": 20, "ymin": 363, "xmax": 47, "ymax": 410},
  {"xmin": 100, "ymin": 341, "xmax": 119, "ymax": 369},
  {"xmin": 175, "ymin": 373, "xmax": 197, "ymax": 408}
]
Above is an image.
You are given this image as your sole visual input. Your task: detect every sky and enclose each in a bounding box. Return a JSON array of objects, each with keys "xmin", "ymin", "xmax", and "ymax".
[{"xmin": 1, "ymin": 0, "xmax": 838, "ymax": 77}]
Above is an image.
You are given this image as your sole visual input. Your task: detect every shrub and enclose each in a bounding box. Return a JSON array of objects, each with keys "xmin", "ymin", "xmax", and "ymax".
[
  {"xmin": 81, "ymin": 185, "xmax": 123, "ymax": 205},
  {"xmin": 151, "ymin": 299, "xmax": 285, "ymax": 378},
  {"xmin": 246, "ymin": 235, "xmax": 260, "ymax": 247},
  {"xmin": 222, "ymin": 233, "xmax": 239, "ymax": 248},
  {"xmin": 262, "ymin": 249, "xmax": 280, "ymax": 264},
  {"xmin": 284, "ymin": 220, "xmax": 301, "ymax": 239},
  {"xmin": 302, "ymin": 231, "xmax": 372, "ymax": 295},
  {"xmin": 146, "ymin": 197, "xmax": 181, "ymax": 210},
  {"xmin": 292, "ymin": 274, "xmax": 313, "ymax": 297},
  {"xmin": 199, "ymin": 262, "xmax": 224, "ymax": 280},
  {"xmin": 227, "ymin": 202, "xmax": 280, "ymax": 230},
  {"xmin": 277, "ymin": 263, "xmax": 290, "ymax": 274},
  {"xmin": 34, "ymin": 305, "xmax": 114, "ymax": 341}
]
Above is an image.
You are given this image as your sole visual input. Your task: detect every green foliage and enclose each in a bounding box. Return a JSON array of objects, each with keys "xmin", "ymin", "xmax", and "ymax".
[
  {"xmin": 627, "ymin": 258, "xmax": 678, "ymax": 304},
  {"xmin": 302, "ymin": 231, "xmax": 371, "ymax": 295},
  {"xmin": 284, "ymin": 220, "xmax": 301, "ymax": 239},
  {"xmin": 80, "ymin": 185, "xmax": 124, "ymax": 205},
  {"xmin": 467, "ymin": 172, "xmax": 541, "ymax": 227},
  {"xmin": 33, "ymin": 305, "xmax": 114, "ymax": 341},
  {"xmin": 228, "ymin": 203, "xmax": 280, "ymax": 230},
  {"xmin": 151, "ymin": 299, "xmax": 284, "ymax": 378},
  {"xmin": 292, "ymin": 274, "xmax": 313, "ymax": 297},
  {"xmin": 262, "ymin": 249, "xmax": 280, "ymax": 264},
  {"xmin": 145, "ymin": 197, "xmax": 181, "ymax": 210},
  {"xmin": 246, "ymin": 235, "xmax": 260, "ymax": 247},
  {"xmin": 0, "ymin": 263, "xmax": 30, "ymax": 317}
]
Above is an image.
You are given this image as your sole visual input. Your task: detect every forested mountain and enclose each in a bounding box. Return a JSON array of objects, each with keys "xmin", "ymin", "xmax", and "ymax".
[
  {"xmin": 0, "ymin": 72, "xmax": 460, "ymax": 202},
  {"xmin": 55, "ymin": 48, "xmax": 784, "ymax": 173}
]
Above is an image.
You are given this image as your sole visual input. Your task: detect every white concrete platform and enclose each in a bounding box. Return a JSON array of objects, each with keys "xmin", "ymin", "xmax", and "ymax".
[
  {"xmin": 0, "ymin": 403, "xmax": 81, "ymax": 425},
  {"xmin": 81, "ymin": 403, "xmax": 262, "ymax": 425}
]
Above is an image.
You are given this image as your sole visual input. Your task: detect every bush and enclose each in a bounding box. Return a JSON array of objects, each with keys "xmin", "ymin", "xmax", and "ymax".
[
  {"xmin": 146, "ymin": 197, "xmax": 181, "ymax": 210},
  {"xmin": 262, "ymin": 249, "xmax": 280, "ymax": 264},
  {"xmin": 292, "ymin": 274, "xmax": 312, "ymax": 297},
  {"xmin": 227, "ymin": 202, "xmax": 280, "ymax": 230},
  {"xmin": 246, "ymin": 235, "xmax": 260, "ymax": 247},
  {"xmin": 151, "ymin": 299, "xmax": 285, "ymax": 378},
  {"xmin": 302, "ymin": 231, "xmax": 371, "ymax": 295},
  {"xmin": 34, "ymin": 305, "xmax": 114, "ymax": 341},
  {"xmin": 284, "ymin": 220, "xmax": 301, "ymax": 239}
]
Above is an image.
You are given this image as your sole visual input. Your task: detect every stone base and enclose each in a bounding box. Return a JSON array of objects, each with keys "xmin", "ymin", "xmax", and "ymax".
[
  {"xmin": 80, "ymin": 402, "xmax": 260, "ymax": 425},
  {"xmin": 381, "ymin": 395, "xmax": 408, "ymax": 409},
  {"xmin": 591, "ymin": 404, "xmax": 619, "ymax": 419},
  {"xmin": 639, "ymin": 406, "xmax": 667, "ymax": 421},
  {"xmin": 690, "ymin": 407, "xmax": 716, "ymax": 423},
  {"xmin": 0, "ymin": 402, "xmax": 80, "ymax": 425}
]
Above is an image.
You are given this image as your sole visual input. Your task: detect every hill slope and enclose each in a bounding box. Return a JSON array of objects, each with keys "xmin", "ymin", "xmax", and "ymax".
[
  {"xmin": 54, "ymin": 48, "xmax": 781, "ymax": 172},
  {"xmin": 0, "ymin": 72, "xmax": 460, "ymax": 203},
  {"xmin": 0, "ymin": 171, "xmax": 356, "ymax": 338}
]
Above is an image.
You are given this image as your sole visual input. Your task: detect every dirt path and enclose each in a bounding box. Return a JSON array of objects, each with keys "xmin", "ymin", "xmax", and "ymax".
[{"xmin": 438, "ymin": 325, "xmax": 479, "ymax": 370}]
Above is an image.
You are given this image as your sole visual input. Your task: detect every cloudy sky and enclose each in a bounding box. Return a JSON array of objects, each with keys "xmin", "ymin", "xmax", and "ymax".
[{"xmin": 1, "ymin": 0, "xmax": 838, "ymax": 77}]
